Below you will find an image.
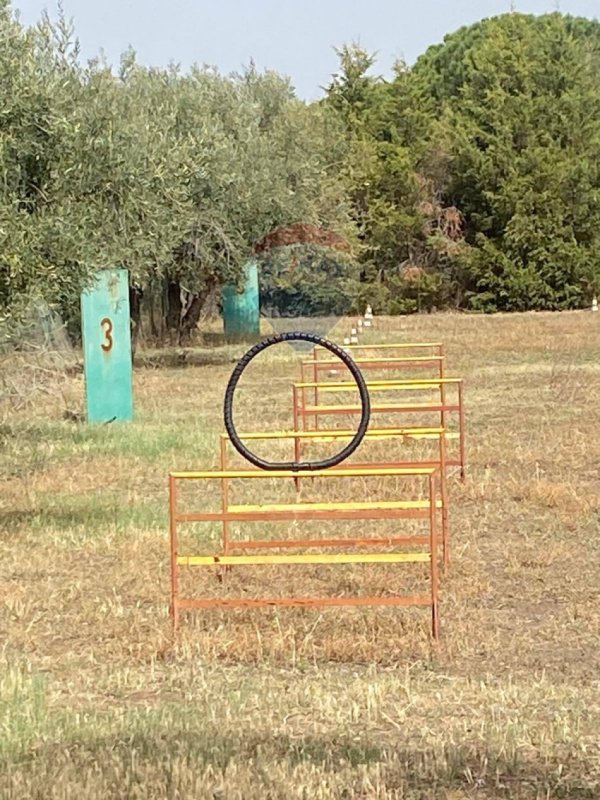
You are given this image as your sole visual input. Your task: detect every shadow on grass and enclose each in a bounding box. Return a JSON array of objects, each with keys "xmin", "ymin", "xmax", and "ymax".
[
  {"xmin": 135, "ymin": 344, "xmax": 238, "ymax": 370},
  {"xmin": 0, "ymin": 501, "xmax": 165, "ymax": 536},
  {"xmin": 2, "ymin": 729, "xmax": 598, "ymax": 799}
]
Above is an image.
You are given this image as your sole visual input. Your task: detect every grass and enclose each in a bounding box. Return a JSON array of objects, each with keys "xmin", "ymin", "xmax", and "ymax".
[{"xmin": 1, "ymin": 310, "xmax": 600, "ymax": 799}]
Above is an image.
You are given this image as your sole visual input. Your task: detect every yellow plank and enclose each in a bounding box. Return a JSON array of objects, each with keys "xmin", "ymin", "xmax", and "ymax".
[
  {"xmin": 177, "ymin": 552, "xmax": 431, "ymax": 566},
  {"xmin": 303, "ymin": 402, "xmax": 451, "ymax": 413},
  {"xmin": 296, "ymin": 378, "xmax": 462, "ymax": 389},
  {"xmin": 227, "ymin": 499, "xmax": 441, "ymax": 513},
  {"xmin": 302, "ymin": 356, "xmax": 443, "ymax": 366},
  {"xmin": 313, "ymin": 342, "xmax": 442, "ymax": 351},
  {"xmin": 300, "ymin": 383, "xmax": 450, "ymax": 394},
  {"xmin": 171, "ymin": 466, "xmax": 436, "ymax": 480},
  {"xmin": 220, "ymin": 427, "xmax": 455, "ymax": 442}
]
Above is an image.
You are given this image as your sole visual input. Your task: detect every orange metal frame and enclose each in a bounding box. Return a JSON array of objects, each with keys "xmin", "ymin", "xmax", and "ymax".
[
  {"xmin": 169, "ymin": 466, "xmax": 440, "ymax": 638},
  {"xmin": 302, "ymin": 341, "xmax": 452, "ymax": 446},
  {"xmin": 292, "ymin": 377, "xmax": 466, "ymax": 481},
  {"xmin": 307, "ymin": 342, "xmax": 445, "ymax": 375},
  {"xmin": 219, "ymin": 427, "xmax": 451, "ymax": 568}
]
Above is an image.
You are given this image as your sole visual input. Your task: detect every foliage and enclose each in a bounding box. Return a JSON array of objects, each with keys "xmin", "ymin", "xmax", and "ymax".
[
  {"xmin": 412, "ymin": 13, "xmax": 600, "ymax": 311},
  {"xmin": 325, "ymin": 15, "xmax": 600, "ymax": 313},
  {"xmin": 324, "ymin": 45, "xmax": 466, "ymax": 314},
  {"xmin": 0, "ymin": 3, "xmax": 355, "ymax": 340}
]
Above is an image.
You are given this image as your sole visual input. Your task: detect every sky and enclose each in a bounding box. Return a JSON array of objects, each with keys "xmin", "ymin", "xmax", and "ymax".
[{"xmin": 13, "ymin": 0, "xmax": 600, "ymax": 100}]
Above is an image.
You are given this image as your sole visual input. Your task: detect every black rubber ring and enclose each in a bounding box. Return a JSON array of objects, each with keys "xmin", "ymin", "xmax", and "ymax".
[{"xmin": 223, "ymin": 332, "xmax": 371, "ymax": 471}]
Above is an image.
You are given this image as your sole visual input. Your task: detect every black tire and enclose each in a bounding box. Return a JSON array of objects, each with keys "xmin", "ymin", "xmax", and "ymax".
[{"xmin": 223, "ymin": 332, "xmax": 370, "ymax": 471}]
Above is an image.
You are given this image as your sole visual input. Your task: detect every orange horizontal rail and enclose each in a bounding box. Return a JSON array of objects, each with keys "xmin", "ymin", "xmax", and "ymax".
[
  {"xmin": 312, "ymin": 342, "xmax": 443, "ymax": 353},
  {"xmin": 177, "ymin": 596, "xmax": 433, "ymax": 610},
  {"xmin": 225, "ymin": 534, "xmax": 431, "ymax": 550}
]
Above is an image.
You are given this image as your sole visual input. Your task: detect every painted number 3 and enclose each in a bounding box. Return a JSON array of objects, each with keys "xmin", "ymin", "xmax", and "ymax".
[{"xmin": 100, "ymin": 317, "xmax": 114, "ymax": 352}]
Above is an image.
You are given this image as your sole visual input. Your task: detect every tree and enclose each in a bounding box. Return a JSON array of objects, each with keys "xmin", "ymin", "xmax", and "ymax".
[
  {"xmin": 0, "ymin": 3, "xmax": 356, "ymax": 342},
  {"xmin": 324, "ymin": 45, "xmax": 463, "ymax": 313},
  {"xmin": 411, "ymin": 13, "xmax": 600, "ymax": 310}
]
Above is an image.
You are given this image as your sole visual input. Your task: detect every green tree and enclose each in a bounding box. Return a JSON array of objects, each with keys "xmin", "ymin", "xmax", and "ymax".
[
  {"xmin": 325, "ymin": 45, "xmax": 464, "ymax": 313},
  {"xmin": 0, "ymin": 2, "xmax": 356, "ymax": 343},
  {"xmin": 412, "ymin": 13, "xmax": 600, "ymax": 310}
]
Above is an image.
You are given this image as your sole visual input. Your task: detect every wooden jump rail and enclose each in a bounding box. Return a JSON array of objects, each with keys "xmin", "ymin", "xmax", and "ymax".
[
  {"xmin": 292, "ymin": 377, "xmax": 466, "ymax": 481},
  {"xmin": 169, "ymin": 466, "xmax": 440, "ymax": 638},
  {"xmin": 219, "ymin": 426, "xmax": 451, "ymax": 568}
]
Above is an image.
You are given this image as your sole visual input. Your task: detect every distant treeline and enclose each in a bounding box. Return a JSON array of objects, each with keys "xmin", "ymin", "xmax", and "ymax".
[{"xmin": 1, "ymin": 5, "xmax": 599, "ymax": 340}]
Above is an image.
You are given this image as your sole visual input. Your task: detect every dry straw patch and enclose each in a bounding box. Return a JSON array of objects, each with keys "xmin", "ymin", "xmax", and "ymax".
[{"xmin": 1, "ymin": 310, "xmax": 600, "ymax": 798}]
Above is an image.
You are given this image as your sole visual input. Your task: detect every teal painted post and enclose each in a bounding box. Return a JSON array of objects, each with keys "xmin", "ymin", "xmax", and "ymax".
[
  {"xmin": 222, "ymin": 261, "xmax": 260, "ymax": 343},
  {"xmin": 81, "ymin": 268, "xmax": 134, "ymax": 423}
]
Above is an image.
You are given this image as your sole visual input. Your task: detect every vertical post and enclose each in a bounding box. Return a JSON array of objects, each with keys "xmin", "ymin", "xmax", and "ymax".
[
  {"xmin": 219, "ymin": 436, "xmax": 230, "ymax": 555},
  {"xmin": 438, "ymin": 345, "xmax": 447, "ymax": 434},
  {"xmin": 429, "ymin": 473, "xmax": 440, "ymax": 640},
  {"xmin": 302, "ymin": 383, "xmax": 308, "ymax": 431},
  {"xmin": 169, "ymin": 474, "xmax": 179, "ymax": 635},
  {"xmin": 438, "ymin": 427, "xmax": 450, "ymax": 569},
  {"xmin": 458, "ymin": 380, "xmax": 466, "ymax": 482},
  {"xmin": 292, "ymin": 386, "xmax": 301, "ymax": 490},
  {"xmin": 314, "ymin": 361, "xmax": 323, "ymax": 429},
  {"xmin": 300, "ymin": 383, "xmax": 307, "ymax": 432},
  {"xmin": 222, "ymin": 260, "xmax": 260, "ymax": 343},
  {"xmin": 292, "ymin": 386, "xmax": 302, "ymax": 461},
  {"xmin": 80, "ymin": 268, "xmax": 134, "ymax": 423},
  {"xmin": 312, "ymin": 348, "xmax": 319, "ymax": 430}
]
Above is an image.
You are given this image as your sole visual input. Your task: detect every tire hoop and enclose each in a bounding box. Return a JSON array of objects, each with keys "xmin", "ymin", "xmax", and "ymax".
[{"xmin": 223, "ymin": 332, "xmax": 370, "ymax": 471}]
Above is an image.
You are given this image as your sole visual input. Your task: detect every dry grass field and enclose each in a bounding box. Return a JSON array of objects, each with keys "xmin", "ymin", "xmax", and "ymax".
[{"xmin": 1, "ymin": 311, "xmax": 599, "ymax": 799}]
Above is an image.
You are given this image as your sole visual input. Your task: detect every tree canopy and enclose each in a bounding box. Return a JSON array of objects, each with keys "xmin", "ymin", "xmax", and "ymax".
[{"xmin": 325, "ymin": 13, "xmax": 600, "ymax": 312}]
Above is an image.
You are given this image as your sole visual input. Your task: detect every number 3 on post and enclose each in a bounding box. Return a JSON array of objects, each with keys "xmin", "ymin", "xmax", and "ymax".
[{"xmin": 100, "ymin": 317, "xmax": 114, "ymax": 352}]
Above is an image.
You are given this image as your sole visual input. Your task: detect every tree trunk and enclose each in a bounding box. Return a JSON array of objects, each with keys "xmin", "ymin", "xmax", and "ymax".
[
  {"xmin": 179, "ymin": 295, "xmax": 203, "ymax": 345},
  {"xmin": 179, "ymin": 278, "xmax": 218, "ymax": 345},
  {"xmin": 148, "ymin": 278, "xmax": 159, "ymax": 340},
  {"xmin": 129, "ymin": 284, "xmax": 143, "ymax": 358},
  {"xmin": 165, "ymin": 279, "xmax": 182, "ymax": 345}
]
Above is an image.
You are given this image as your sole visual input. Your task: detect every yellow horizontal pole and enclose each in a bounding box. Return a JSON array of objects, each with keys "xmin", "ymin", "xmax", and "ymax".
[
  {"xmin": 302, "ymin": 356, "xmax": 443, "ymax": 366},
  {"xmin": 303, "ymin": 402, "xmax": 454, "ymax": 413},
  {"xmin": 314, "ymin": 342, "xmax": 442, "ymax": 351},
  {"xmin": 177, "ymin": 552, "xmax": 431, "ymax": 567},
  {"xmin": 295, "ymin": 378, "xmax": 462, "ymax": 390},
  {"xmin": 170, "ymin": 466, "xmax": 436, "ymax": 480},
  {"xmin": 220, "ymin": 427, "xmax": 457, "ymax": 442},
  {"xmin": 227, "ymin": 499, "xmax": 440, "ymax": 514},
  {"xmin": 297, "ymin": 383, "xmax": 456, "ymax": 394}
]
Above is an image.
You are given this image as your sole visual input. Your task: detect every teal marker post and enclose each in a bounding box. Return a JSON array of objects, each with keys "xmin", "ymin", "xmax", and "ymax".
[
  {"xmin": 222, "ymin": 260, "xmax": 260, "ymax": 343},
  {"xmin": 81, "ymin": 268, "xmax": 134, "ymax": 423}
]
